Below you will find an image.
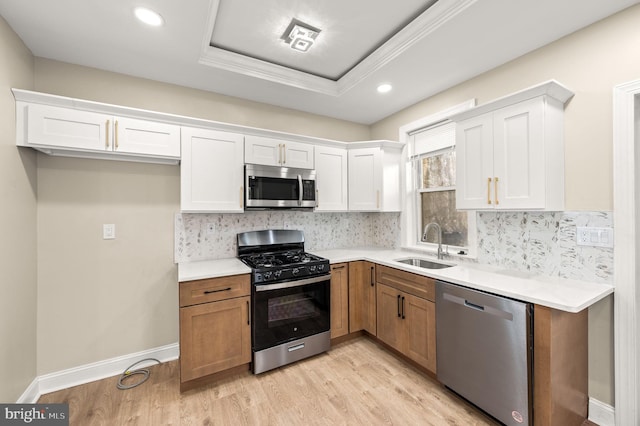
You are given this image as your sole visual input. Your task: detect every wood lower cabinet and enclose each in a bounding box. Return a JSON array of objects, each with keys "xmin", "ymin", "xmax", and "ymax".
[
  {"xmin": 376, "ymin": 266, "xmax": 436, "ymax": 373},
  {"xmin": 179, "ymin": 274, "xmax": 251, "ymax": 389},
  {"xmin": 348, "ymin": 261, "xmax": 376, "ymax": 335},
  {"xmin": 330, "ymin": 263, "xmax": 349, "ymax": 339}
]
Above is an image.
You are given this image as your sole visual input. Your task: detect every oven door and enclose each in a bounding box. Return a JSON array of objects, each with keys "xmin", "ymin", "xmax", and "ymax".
[
  {"xmin": 245, "ymin": 164, "xmax": 316, "ymax": 209},
  {"xmin": 252, "ymin": 274, "xmax": 330, "ymax": 351}
]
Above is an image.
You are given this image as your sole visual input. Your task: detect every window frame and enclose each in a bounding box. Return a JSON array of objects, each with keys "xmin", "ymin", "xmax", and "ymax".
[{"xmin": 398, "ymin": 100, "xmax": 477, "ymax": 258}]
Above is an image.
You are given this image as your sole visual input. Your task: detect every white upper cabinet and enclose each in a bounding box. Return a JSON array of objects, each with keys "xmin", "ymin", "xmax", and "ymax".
[
  {"xmin": 452, "ymin": 80, "xmax": 573, "ymax": 211},
  {"xmin": 245, "ymin": 135, "xmax": 314, "ymax": 169},
  {"xmin": 181, "ymin": 128, "xmax": 244, "ymax": 212},
  {"xmin": 21, "ymin": 103, "xmax": 180, "ymax": 162},
  {"xmin": 348, "ymin": 144, "xmax": 402, "ymax": 212},
  {"xmin": 315, "ymin": 145, "xmax": 348, "ymax": 211}
]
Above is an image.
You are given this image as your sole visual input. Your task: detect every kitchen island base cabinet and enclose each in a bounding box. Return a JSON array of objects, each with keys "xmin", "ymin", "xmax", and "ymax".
[
  {"xmin": 375, "ymin": 266, "xmax": 436, "ymax": 373},
  {"xmin": 179, "ymin": 275, "xmax": 251, "ymax": 391}
]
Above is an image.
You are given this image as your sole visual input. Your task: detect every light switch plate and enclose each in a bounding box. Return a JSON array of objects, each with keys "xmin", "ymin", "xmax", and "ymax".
[
  {"xmin": 103, "ymin": 224, "xmax": 115, "ymax": 240},
  {"xmin": 576, "ymin": 226, "xmax": 613, "ymax": 248}
]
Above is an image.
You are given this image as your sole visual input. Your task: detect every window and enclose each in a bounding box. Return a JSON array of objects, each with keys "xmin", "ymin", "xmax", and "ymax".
[{"xmin": 407, "ymin": 121, "xmax": 473, "ymax": 254}]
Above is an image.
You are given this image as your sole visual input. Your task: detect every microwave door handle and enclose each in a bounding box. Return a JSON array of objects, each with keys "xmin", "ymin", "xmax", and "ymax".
[{"xmin": 297, "ymin": 174, "xmax": 303, "ymax": 206}]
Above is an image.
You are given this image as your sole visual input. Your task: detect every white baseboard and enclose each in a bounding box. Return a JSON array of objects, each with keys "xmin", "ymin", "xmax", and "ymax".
[
  {"xmin": 18, "ymin": 342, "xmax": 179, "ymax": 403},
  {"xmin": 589, "ymin": 398, "xmax": 615, "ymax": 426},
  {"xmin": 16, "ymin": 377, "xmax": 41, "ymax": 404}
]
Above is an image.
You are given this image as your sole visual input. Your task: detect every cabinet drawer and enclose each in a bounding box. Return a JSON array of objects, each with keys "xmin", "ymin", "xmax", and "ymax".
[
  {"xmin": 180, "ymin": 274, "xmax": 250, "ymax": 307},
  {"xmin": 376, "ymin": 265, "xmax": 435, "ymax": 302}
]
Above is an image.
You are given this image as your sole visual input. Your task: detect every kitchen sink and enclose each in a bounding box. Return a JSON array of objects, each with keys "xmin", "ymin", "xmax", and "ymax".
[{"xmin": 395, "ymin": 258, "xmax": 454, "ymax": 269}]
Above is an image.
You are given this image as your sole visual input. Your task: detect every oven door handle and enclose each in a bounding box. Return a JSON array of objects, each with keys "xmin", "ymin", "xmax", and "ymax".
[{"xmin": 254, "ymin": 274, "xmax": 330, "ymax": 292}]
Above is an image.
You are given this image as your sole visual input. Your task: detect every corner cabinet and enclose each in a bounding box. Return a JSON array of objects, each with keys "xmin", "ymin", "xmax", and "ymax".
[
  {"xmin": 348, "ymin": 142, "xmax": 403, "ymax": 212},
  {"xmin": 14, "ymin": 90, "xmax": 180, "ymax": 164},
  {"xmin": 375, "ymin": 265, "xmax": 436, "ymax": 373},
  {"xmin": 451, "ymin": 80, "xmax": 574, "ymax": 211},
  {"xmin": 348, "ymin": 261, "xmax": 377, "ymax": 336},
  {"xmin": 179, "ymin": 274, "xmax": 251, "ymax": 390},
  {"xmin": 180, "ymin": 128, "xmax": 244, "ymax": 212},
  {"xmin": 330, "ymin": 263, "xmax": 349, "ymax": 339},
  {"xmin": 245, "ymin": 135, "xmax": 314, "ymax": 169},
  {"xmin": 315, "ymin": 145, "xmax": 348, "ymax": 211}
]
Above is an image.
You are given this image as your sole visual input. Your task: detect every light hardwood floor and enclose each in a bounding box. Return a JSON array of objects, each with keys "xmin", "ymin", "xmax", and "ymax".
[{"xmin": 38, "ymin": 337, "xmax": 504, "ymax": 425}]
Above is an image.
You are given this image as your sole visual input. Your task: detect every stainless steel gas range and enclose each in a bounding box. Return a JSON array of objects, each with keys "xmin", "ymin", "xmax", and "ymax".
[{"xmin": 237, "ymin": 229, "xmax": 331, "ymax": 374}]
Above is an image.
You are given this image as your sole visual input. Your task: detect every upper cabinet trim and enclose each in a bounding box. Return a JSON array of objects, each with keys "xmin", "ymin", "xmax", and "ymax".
[
  {"xmin": 448, "ymin": 80, "xmax": 574, "ymax": 122},
  {"xmin": 12, "ymin": 89, "xmax": 405, "ymax": 151}
]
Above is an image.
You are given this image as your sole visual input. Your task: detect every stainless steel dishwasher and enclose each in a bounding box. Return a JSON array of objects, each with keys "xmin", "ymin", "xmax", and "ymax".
[{"xmin": 436, "ymin": 280, "xmax": 533, "ymax": 425}]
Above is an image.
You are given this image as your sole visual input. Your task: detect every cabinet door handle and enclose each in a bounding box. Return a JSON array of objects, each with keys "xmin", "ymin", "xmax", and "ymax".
[
  {"xmin": 282, "ymin": 144, "xmax": 286, "ymax": 164},
  {"xmin": 240, "ymin": 187, "xmax": 243, "ymax": 209},
  {"xmin": 370, "ymin": 266, "xmax": 375, "ymax": 287},
  {"xmin": 203, "ymin": 287, "xmax": 231, "ymax": 295},
  {"xmin": 247, "ymin": 300, "xmax": 250, "ymax": 325},
  {"xmin": 105, "ymin": 119, "xmax": 110, "ymax": 149},
  {"xmin": 494, "ymin": 177, "xmax": 499, "ymax": 205},
  {"xmin": 316, "ymin": 190, "xmax": 319, "ymax": 208},
  {"xmin": 376, "ymin": 190, "xmax": 380, "ymax": 209},
  {"xmin": 114, "ymin": 120, "xmax": 119, "ymax": 149},
  {"xmin": 397, "ymin": 294, "xmax": 401, "ymax": 318},
  {"xmin": 487, "ymin": 177, "xmax": 492, "ymax": 205},
  {"xmin": 401, "ymin": 296, "xmax": 406, "ymax": 319}
]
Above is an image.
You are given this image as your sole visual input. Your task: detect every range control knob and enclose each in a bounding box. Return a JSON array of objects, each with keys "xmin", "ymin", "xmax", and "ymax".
[
  {"xmin": 263, "ymin": 271, "xmax": 273, "ymax": 280},
  {"xmin": 292, "ymin": 268, "xmax": 299, "ymax": 275},
  {"xmin": 317, "ymin": 264, "xmax": 326, "ymax": 271}
]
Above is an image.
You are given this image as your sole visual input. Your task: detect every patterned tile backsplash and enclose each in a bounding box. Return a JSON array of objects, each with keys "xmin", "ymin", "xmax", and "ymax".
[
  {"xmin": 175, "ymin": 210, "xmax": 613, "ymax": 284},
  {"xmin": 174, "ymin": 211, "xmax": 402, "ymax": 263},
  {"xmin": 476, "ymin": 211, "xmax": 613, "ymax": 284}
]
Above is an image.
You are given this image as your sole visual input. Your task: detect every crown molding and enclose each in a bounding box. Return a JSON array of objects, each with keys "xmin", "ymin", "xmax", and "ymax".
[{"xmin": 198, "ymin": 0, "xmax": 478, "ymax": 96}]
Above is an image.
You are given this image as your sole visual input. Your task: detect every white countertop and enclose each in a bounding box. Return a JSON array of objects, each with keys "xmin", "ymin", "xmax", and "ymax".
[{"xmin": 178, "ymin": 247, "xmax": 613, "ymax": 313}]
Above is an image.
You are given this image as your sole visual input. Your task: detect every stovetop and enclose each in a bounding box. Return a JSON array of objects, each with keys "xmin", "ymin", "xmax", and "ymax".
[{"xmin": 239, "ymin": 249, "xmax": 329, "ymax": 284}]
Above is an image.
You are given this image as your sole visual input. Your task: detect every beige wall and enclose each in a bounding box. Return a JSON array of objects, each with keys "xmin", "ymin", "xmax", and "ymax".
[
  {"xmin": 32, "ymin": 60, "xmax": 370, "ymax": 374},
  {"xmin": 0, "ymin": 16, "xmax": 36, "ymax": 401},
  {"xmin": 372, "ymin": 4, "xmax": 640, "ymax": 212},
  {"xmin": 370, "ymin": 5, "xmax": 640, "ymax": 406},
  {"xmin": 34, "ymin": 58, "xmax": 371, "ymax": 142}
]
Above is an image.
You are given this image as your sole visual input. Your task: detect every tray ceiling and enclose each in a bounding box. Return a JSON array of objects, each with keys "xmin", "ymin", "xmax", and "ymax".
[{"xmin": 0, "ymin": 0, "xmax": 637, "ymax": 124}]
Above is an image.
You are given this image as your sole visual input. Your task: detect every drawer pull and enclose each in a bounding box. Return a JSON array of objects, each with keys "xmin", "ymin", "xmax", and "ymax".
[
  {"xmin": 332, "ymin": 265, "xmax": 345, "ymax": 270},
  {"xmin": 203, "ymin": 287, "xmax": 232, "ymax": 295}
]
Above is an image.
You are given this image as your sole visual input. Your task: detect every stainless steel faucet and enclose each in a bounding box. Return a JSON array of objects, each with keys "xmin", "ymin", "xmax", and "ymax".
[{"xmin": 422, "ymin": 222, "xmax": 444, "ymax": 260}]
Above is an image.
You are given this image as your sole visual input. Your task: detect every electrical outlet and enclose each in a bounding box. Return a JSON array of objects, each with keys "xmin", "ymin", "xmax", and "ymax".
[
  {"xmin": 103, "ymin": 224, "xmax": 115, "ymax": 240},
  {"xmin": 576, "ymin": 226, "xmax": 613, "ymax": 248},
  {"xmin": 206, "ymin": 223, "xmax": 216, "ymax": 235}
]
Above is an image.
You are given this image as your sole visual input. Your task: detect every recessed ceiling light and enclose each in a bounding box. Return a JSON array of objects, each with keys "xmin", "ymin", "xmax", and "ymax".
[
  {"xmin": 134, "ymin": 7, "xmax": 164, "ymax": 27},
  {"xmin": 377, "ymin": 84, "xmax": 393, "ymax": 94}
]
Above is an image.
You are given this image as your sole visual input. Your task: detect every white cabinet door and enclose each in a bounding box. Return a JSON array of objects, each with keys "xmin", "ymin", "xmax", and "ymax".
[
  {"xmin": 26, "ymin": 104, "xmax": 111, "ymax": 151},
  {"xmin": 181, "ymin": 128, "xmax": 244, "ymax": 212},
  {"xmin": 244, "ymin": 135, "xmax": 280, "ymax": 166},
  {"xmin": 348, "ymin": 147, "xmax": 382, "ymax": 211},
  {"xmin": 492, "ymin": 98, "xmax": 545, "ymax": 209},
  {"xmin": 456, "ymin": 96, "xmax": 561, "ymax": 211},
  {"xmin": 25, "ymin": 104, "xmax": 181, "ymax": 160},
  {"xmin": 315, "ymin": 145, "xmax": 348, "ymax": 211},
  {"xmin": 282, "ymin": 140, "xmax": 314, "ymax": 169},
  {"xmin": 456, "ymin": 115, "xmax": 494, "ymax": 210},
  {"xmin": 114, "ymin": 117, "xmax": 180, "ymax": 158},
  {"xmin": 245, "ymin": 135, "xmax": 314, "ymax": 169}
]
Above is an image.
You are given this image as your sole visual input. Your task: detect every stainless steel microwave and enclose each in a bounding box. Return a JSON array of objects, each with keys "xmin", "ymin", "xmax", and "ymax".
[{"xmin": 245, "ymin": 164, "xmax": 317, "ymax": 210}]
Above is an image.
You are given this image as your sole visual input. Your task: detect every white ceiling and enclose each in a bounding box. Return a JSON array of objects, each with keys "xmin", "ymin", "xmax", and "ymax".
[{"xmin": 0, "ymin": 0, "xmax": 637, "ymax": 124}]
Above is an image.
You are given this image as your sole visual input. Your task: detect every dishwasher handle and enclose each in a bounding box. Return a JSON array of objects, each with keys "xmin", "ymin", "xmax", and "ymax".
[
  {"xmin": 442, "ymin": 292, "xmax": 513, "ymax": 321},
  {"xmin": 464, "ymin": 300, "xmax": 485, "ymax": 311}
]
